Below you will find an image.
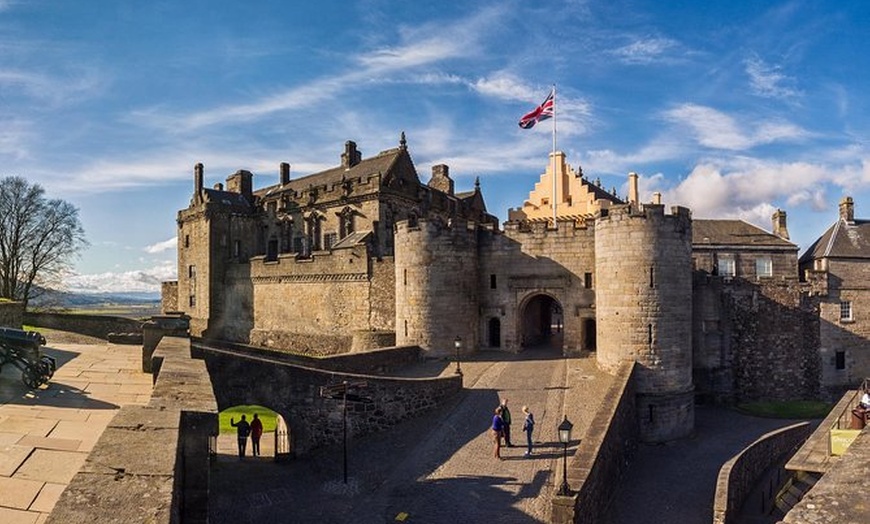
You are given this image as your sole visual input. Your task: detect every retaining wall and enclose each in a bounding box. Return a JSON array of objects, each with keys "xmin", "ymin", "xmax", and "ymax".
[
  {"xmin": 25, "ymin": 312, "xmax": 144, "ymax": 340},
  {"xmin": 712, "ymin": 422, "xmax": 812, "ymax": 524},
  {"xmin": 552, "ymin": 362, "xmax": 639, "ymax": 523}
]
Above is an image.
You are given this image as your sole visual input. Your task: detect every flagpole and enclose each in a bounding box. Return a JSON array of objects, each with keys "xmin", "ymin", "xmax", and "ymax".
[{"xmin": 552, "ymin": 84, "xmax": 557, "ymax": 225}]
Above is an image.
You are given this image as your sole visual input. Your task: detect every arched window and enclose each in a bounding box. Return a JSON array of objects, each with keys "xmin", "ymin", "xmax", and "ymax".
[{"xmin": 339, "ymin": 208, "xmax": 355, "ymax": 238}]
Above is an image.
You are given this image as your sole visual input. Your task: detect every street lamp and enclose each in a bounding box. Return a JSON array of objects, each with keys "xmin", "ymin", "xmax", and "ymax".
[
  {"xmin": 557, "ymin": 415, "xmax": 574, "ymax": 496},
  {"xmin": 453, "ymin": 336, "xmax": 463, "ymax": 375}
]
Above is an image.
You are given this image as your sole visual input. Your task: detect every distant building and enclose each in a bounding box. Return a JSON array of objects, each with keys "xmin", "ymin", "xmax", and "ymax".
[{"xmin": 800, "ymin": 196, "xmax": 870, "ymax": 394}]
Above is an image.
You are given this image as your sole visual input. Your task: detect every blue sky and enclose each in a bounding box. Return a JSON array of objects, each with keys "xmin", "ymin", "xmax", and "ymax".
[{"xmin": 2, "ymin": 1, "xmax": 869, "ymax": 294}]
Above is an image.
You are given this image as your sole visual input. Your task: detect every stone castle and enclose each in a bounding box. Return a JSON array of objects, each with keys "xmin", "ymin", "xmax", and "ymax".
[{"xmin": 166, "ymin": 133, "xmax": 868, "ymax": 443}]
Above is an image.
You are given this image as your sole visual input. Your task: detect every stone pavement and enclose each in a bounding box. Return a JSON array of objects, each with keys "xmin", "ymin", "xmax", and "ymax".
[
  {"xmin": 0, "ymin": 340, "xmax": 152, "ymax": 524},
  {"xmin": 209, "ymin": 348, "xmax": 614, "ymax": 524}
]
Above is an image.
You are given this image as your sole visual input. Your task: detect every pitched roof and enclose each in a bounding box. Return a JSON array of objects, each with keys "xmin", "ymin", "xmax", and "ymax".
[
  {"xmin": 692, "ymin": 219, "xmax": 795, "ymax": 249},
  {"xmin": 799, "ymin": 219, "xmax": 870, "ymax": 263},
  {"xmin": 256, "ymin": 147, "xmax": 407, "ymax": 198}
]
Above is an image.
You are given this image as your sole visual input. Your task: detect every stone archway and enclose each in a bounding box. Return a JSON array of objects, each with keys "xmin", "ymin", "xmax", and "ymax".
[
  {"xmin": 216, "ymin": 405, "xmax": 289, "ymax": 462},
  {"xmin": 520, "ymin": 294, "xmax": 563, "ymax": 351}
]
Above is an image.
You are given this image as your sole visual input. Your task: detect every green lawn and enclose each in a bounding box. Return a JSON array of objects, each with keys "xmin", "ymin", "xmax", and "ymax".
[
  {"xmin": 735, "ymin": 400, "xmax": 832, "ymax": 419},
  {"xmin": 219, "ymin": 405, "xmax": 278, "ymax": 434}
]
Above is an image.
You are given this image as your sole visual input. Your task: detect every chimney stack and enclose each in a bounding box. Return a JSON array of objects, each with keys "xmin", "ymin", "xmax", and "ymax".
[
  {"xmin": 772, "ymin": 209, "xmax": 790, "ymax": 240},
  {"xmin": 840, "ymin": 196, "xmax": 855, "ymax": 223},
  {"xmin": 652, "ymin": 192, "xmax": 662, "ymax": 205},
  {"xmin": 341, "ymin": 141, "xmax": 361, "ymax": 168},
  {"xmin": 628, "ymin": 172, "xmax": 639, "ymax": 205},
  {"xmin": 428, "ymin": 164, "xmax": 454, "ymax": 195},
  {"xmin": 194, "ymin": 163, "xmax": 204, "ymax": 193},
  {"xmin": 280, "ymin": 162, "xmax": 290, "ymax": 185}
]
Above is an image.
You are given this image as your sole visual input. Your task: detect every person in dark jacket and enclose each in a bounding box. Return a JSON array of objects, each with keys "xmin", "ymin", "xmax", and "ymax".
[
  {"xmin": 230, "ymin": 414, "xmax": 251, "ymax": 458},
  {"xmin": 500, "ymin": 398, "xmax": 513, "ymax": 447},
  {"xmin": 522, "ymin": 405, "xmax": 535, "ymax": 457},
  {"xmin": 250, "ymin": 413, "xmax": 264, "ymax": 457}
]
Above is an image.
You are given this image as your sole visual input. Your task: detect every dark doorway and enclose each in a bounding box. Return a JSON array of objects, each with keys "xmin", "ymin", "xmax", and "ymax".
[
  {"xmin": 584, "ymin": 318, "xmax": 597, "ymax": 351},
  {"xmin": 521, "ymin": 294, "xmax": 563, "ymax": 350},
  {"xmin": 488, "ymin": 317, "xmax": 501, "ymax": 348}
]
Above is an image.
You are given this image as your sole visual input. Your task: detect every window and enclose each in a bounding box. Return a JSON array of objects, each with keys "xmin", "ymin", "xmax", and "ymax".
[
  {"xmin": 184, "ymin": 235, "xmax": 190, "ymax": 248},
  {"xmin": 189, "ymin": 295, "xmax": 196, "ymax": 307},
  {"xmin": 490, "ymin": 274, "xmax": 497, "ymax": 289},
  {"xmin": 717, "ymin": 256, "xmax": 736, "ymax": 278},
  {"xmin": 756, "ymin": 257, "xmax": 773, "ymax": 278},
  {"xmin": 266, "ymin": 239, "xmax": 278, "ymax": 261},
  {"xmin": 840, "ymin": 301, "xmax": 853, "ymax": 322},
  {"xmin": 233, "ymin": 240, "xmax": 241, "ymax": 258},
  {"xmin": 835, "ymin": 351, "xmax": 846, "ymax": 370},
  {"xmin": 649, "ymin": 266, "xmax": 655, "ymax": 288},
  {"xmin": 188, "ymin": 265, "xmax": 196, "ymax": 278},
  {"xmin": 584, "ymin": 272, "xmax": 593, "ymax": 289}
]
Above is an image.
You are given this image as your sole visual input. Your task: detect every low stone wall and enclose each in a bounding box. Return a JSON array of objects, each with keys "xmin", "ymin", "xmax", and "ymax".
[
  {"xmin": 25, "ymin": 311, "xmax": 144, "ymax": 340},
  {"xmin": 249, "ymin": 328, "xmax": 351, "ymax": 356},
  {"xmin": 202, "ymin": 345, "xmax": 462, "ymax": 455},
  {"xmin": 194, "ymin": 337, "xmax": 421, "ymax": 375},
  {"xmin": 712, "ymin": 422, "xmax": 812, "ymax": 524},
  {"xmin": 47, "ymin": 336, "xmax": 217, "ymax": 524},
  {"xmin": 0, "ymin": 301, "xmax": 24, "ymax": 328},
  {"xmin": 351, "ymin": 330, "xmax": 396, "ymax": 352},
  {"xmin": 552, "ymin": 362, "xmax": 639, "ymax": 524}
]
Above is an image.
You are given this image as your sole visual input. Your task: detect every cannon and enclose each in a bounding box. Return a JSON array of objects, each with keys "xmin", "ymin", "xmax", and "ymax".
[{"xmin": 0, "ymin": 327, "xmax": 56, "ymax": 388}]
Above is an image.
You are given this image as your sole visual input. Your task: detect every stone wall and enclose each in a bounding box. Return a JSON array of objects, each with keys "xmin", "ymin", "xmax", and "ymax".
[
  {"xmin": 552, "ymin": 362, "xmax": 639, "ymax": 524},
  {"xmin": 725, "ymin": 280, "xmax": 820, "ymax": 401},
  {"xmin": 24, "ymin": 312, "xmax": 144, "ymax": 340},
  {"xmin": 712, "ymin": 422, "xmax": 812, "ymax": 524},
  {"xmin": 47, "ymin": 336, "xmax": 217, "ymax": 524},
  {"xmin": 0, "ymin": 301, "xmax": 24, "ymax": 328},
  {"xmin": 202, "ymin": 347, "xmax": 462, "ymax": 455}
]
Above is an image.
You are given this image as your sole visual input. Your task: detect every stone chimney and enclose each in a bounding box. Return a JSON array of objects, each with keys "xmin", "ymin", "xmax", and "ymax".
[
  {"xmin": 194, "ymin": 163, "xmax": 203, "ymax": 193},
  {"xmin": 772, "ymin": 209, "xmax": 790, "ymax": 240},
  {"xmin": 428, "ymin": 164, "xmax": 454, "ymax": 195},
  {"xmin": 652, "ymin": 192, "xmax": 662, "ymax": 205},
  {"xmin": 341, "ymin": 141, "xmax": 362, "ymax": 168},
  {"xmin": 840, "ymin": 196, "xmax": 855, "ymax": 223},
  {"xmin": 628, "ymin": 172, "xmax": 639, "ymax": 205},
  {"xmin": 226, "ymin": 170, "xmax": 253, "ymax": 201},
  {"xmin": 280, "ymin": 162, "xmax": 290, "ymax": 185}
]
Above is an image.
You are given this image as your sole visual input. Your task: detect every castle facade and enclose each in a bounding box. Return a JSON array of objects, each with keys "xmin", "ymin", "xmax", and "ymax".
[{"xmin": 169, "ymin": 135, "xmax": 864, "ymax": 442}]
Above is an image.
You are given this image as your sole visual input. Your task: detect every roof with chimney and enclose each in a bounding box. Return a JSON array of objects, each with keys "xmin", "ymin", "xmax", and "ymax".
[
  {"xmin": 692, "ymin": 219, "xmax": 796, "ymax": 250},
  {"xmin": 799, "ymin": 218, "xmax": 870, "ymax": 263}
]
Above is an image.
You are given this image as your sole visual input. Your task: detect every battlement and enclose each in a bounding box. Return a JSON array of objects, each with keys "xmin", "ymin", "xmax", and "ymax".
[
  {"xmin": 394, "ymin": 217, "xmax": 481, "ymax": 239},
  {"xmin": 597, "ymin": 203, "xmax": 691, "ymax": 226}
]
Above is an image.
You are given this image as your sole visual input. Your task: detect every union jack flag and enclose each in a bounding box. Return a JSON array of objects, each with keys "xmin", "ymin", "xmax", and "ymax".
[{"xmin": 518, "ymin": 89, "xmax": 554, "ymax": 129}]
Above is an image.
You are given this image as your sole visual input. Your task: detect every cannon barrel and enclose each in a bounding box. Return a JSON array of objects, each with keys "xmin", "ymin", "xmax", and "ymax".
[{"xmin": 0, "ymin": 327, "xmax": 46, "ymax": 351}]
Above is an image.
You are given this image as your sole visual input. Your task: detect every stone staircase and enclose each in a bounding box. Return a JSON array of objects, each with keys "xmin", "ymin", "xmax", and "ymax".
[{"xmin": 772, "ymin": 470, "xmax": 820, "ymax": 519}]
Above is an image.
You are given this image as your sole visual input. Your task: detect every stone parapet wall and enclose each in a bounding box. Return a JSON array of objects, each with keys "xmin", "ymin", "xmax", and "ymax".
[
  {"xmin": 0, "ymin": 301, "xmax": 24, "ymax": 328},
  {"xmin": 712, "ymin": 422, "xmax": 812, "ymax": 524},
  {"xmin": 47, "ymin": 336, "xmax": 217, "ymax": 524},
  {"xmin": 203, "ymin": 346, "xmax": 462, "ymax": 455},
  {"xmin": 552, "ymin": 362, "xmax": 639, "ymax": 524},
  {"xmin": 24, "ymin": 312, "xmax": 144, "ymax": 340}
]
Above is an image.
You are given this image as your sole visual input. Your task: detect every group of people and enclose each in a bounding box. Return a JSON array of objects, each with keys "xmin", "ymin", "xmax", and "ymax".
[
  {"xmin": 490, "ymin": 398, "xmax": 535, "ymax": 460},
  {"xmin": 229, "ymin": 413, "xmax": 264, "ymax": 458}
]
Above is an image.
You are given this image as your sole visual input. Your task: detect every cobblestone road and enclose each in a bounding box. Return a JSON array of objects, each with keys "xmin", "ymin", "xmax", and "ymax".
[{"xmin": 209, "ymin": 349, "xmax": 613, "ymax": 524}]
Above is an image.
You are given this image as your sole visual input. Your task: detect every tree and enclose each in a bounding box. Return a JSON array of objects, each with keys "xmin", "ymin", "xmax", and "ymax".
[{"xmin": 0, "ymin": 176, "xmax": 87, "ymax": 308}]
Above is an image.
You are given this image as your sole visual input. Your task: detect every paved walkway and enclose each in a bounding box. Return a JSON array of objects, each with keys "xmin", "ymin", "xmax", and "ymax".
[
  {"xmin": 0, "ymin": 339, "xmax": 152, "ymax": 524},
  {"xmin": 209, "ymin": 349, "xmax": 614, "ymax": 524}
]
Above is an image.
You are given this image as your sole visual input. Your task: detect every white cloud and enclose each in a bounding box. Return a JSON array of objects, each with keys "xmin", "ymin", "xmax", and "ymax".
[
  {"xmin": 144, "ymin": 238, "xmax": 177, "ymax": 254},
  {"xmin": 64, "ymin": 260, "xmax": 177, "ymax": 294},
  {"xmin": 662, "ymin": 104, "xmax": 809, "ymax": 150},
  {"xmin": 610, "ymin": 37, "xmax": 678, "ymax": 65},
  {"xmin": 745, "ymin": 55, "xmax": 801, "ymax": 99}
]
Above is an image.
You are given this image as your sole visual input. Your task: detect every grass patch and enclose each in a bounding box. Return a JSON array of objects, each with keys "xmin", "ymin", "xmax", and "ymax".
[
  {"xmin": 219, "ymin": 405, "xmax": 278, "ymax": 434},
  {"xmin": 736, "ymin": 400, "xmax": 832, "ymax": 419}
]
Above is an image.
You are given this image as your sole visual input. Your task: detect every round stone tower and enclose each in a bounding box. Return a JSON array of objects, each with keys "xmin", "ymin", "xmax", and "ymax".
[
  {"xmin": 595, "ymin": 204, "xmax": 694, "ymax": 442},
  {"xmin": 394, "ymin": 218, "xmax": 480, "ymax": 357}
]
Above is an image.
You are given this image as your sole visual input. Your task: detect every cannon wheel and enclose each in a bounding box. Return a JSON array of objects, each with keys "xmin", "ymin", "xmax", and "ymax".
[{"xmin": 23, "ymin": 366, "xmax": 42, "ymax": 389}]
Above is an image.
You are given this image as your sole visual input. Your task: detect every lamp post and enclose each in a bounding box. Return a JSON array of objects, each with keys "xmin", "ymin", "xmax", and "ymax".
[
  {"xmin": 453, "ymin": 336, "xmax": 463, "ymax": 375},
  {"xmin": 557, "ymin": 415, "xmax": 573, "ymax": 496}
]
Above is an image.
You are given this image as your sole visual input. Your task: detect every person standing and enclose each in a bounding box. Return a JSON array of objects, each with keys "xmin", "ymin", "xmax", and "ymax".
[
  {"xmin": 250, "ymin": 413, "xmax": 264, "ymax": 457},
  {"xmin": 500, "ymin": 398, "xmax": 513, "ymax": 447},
  {"xmin": 491, "ymin": 406, "xmax": 505, "ymax": 460},
  {"xmin": 522, "ymin": 405, "xmax": 535, "ymax": 457},
  {"xmin": 230, "ymin": 414, "xmax": 251, "ymax": 458}
]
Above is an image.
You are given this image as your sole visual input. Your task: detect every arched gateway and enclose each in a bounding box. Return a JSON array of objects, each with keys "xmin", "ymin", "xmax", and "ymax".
[{"xmin": 520, "ymin": 294, "xmax": 564, "ymax": 351}]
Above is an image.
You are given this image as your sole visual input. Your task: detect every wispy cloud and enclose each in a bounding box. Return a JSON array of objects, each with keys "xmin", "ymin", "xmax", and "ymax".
[
  {"xmin": 64, "ymin": 260, "xmax": 177, "ymax": 294},
  {"xmin": 144, "ymin": 238, "xmax": 177, "ymax": 254},
  {"xmin": 662, "ymin": 103, "xmax": 809, "ymax": 150},
  {"xmin": 745, "ymin": 55, "xmax": 801, "ymax": 99},
  {"xmin": 609, "ymin": 37, "xmax": 679, "ymax": 65}
]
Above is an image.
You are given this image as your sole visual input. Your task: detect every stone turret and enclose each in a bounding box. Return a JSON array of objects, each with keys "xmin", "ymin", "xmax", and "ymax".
[{"xmin": 595, "ymin": 204, "xmax": 694, "ymax": 442}]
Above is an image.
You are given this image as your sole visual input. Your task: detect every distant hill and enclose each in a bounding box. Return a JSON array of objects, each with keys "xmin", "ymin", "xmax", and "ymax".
[{"xmin": 28, "ymin": 289, "xmax": 162, "ymax": 319}]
